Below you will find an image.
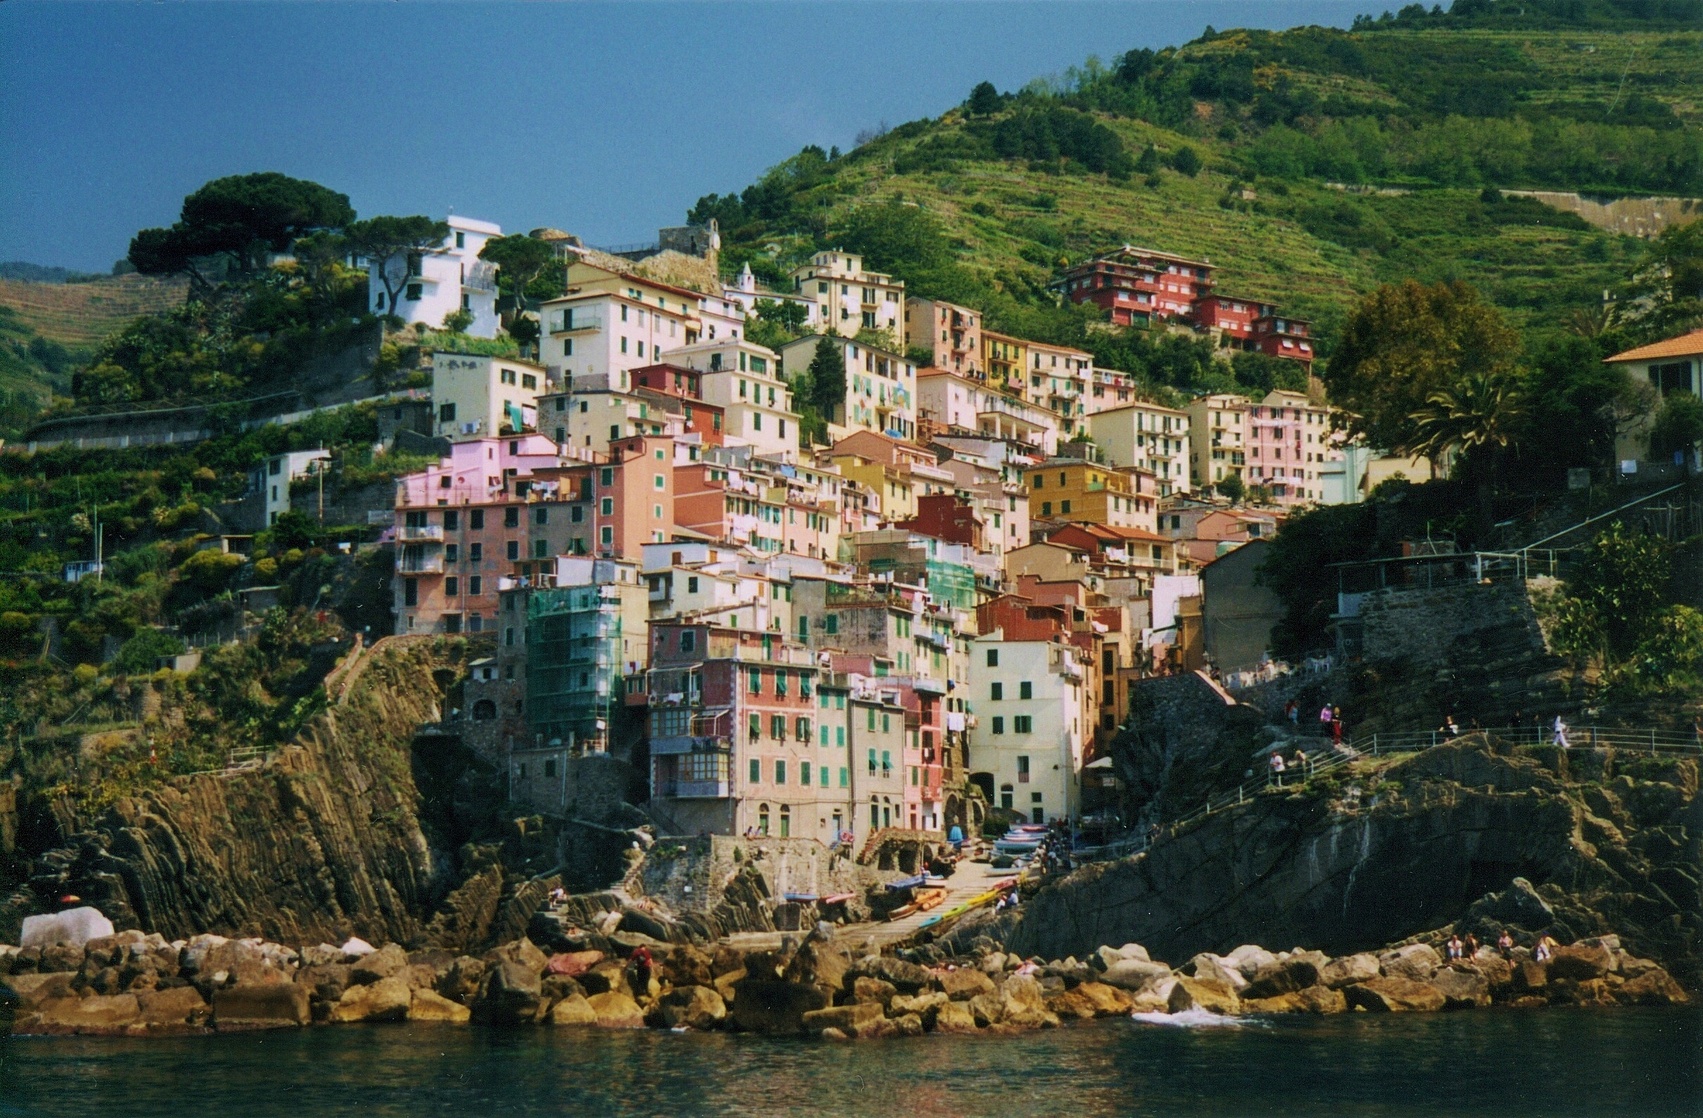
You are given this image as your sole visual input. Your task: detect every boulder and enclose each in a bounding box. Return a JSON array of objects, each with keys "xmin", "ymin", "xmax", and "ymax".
[
  {"xmin": 1548, "ymin": 943, "xmax": 1615, "ymax": 981},
  {"xmin": 712, "ymin": 968, "xmax": 744, "ymax": 1005},
  {"xmin": 1243, "ymin": 985, "xmax": 1347, "ymax": 1015},
  {"xmin": 1117, "ymin": 943, "xmax": 1152, "ymax": 964},
  {"xmin": 407, "ymin": 988, "xmax": 471, "ymax": 1023},
  {"xmin": 579, "ymin": 959, "xmax": 632, "ymax": 999},
  {"xmin": 136, "ymin": 985, "xmax": 210, "ymax": 1028},
  {"xmin": 890, "ymin": 991, "xmax": 949, "ymax": 1026},
  {"xmin": 1047, "ymin": 981, "xmax": 1133, "ymax": 1019},
  {"xmin": 1512, "ymin": 959, "xmax": 1549, "ymax": 993},
  {"xmin": 3, "ymin": 972, "xmax": 77, "ymax": 1010},
  {"xmin": 966, "ymin": 992, "xmax": 1005, "ymax": 1027},
  {"xmin": 850, "ymin": 976, "xmax": 898, "ymax": 1008},
  {"xmin": 1099, "ymin": 958, "xmax": 1173, "ymax": 991},
  {"xmin": 350, "ymin": 943, "xmax": 409, "ymax": 985},
  {"xmin": 81, "ymin": 930, "xmax": 148, "ymax": 967},
  {"xmin": 340, "ymin": 937, "xmax": 376, "ymax": 957},
  {"xmin": 437, "ymin": 957, "xmax": 486, "ymax": 1004},
  {"xmin": 1188, "ymin": 953, "xmax": 1248, "ymax": 991},
  {"xmin": 1243, "ymin": 956, "xmax": 1324, "ymax": 1000},
  {"xmin": 330, "ymin": 976, "xmax": 412, "ymax": 1023},
  {"xmin": 933, "ymin": 1000, "xmax": 980, "ymax": 1033},
  {"xmin": 656, "ymin": 985, "xmax": 727, "ymax": 1030},
  {"xmin": 658, "ymin": 946, "xmax": 712, "ymax": 988},
  {"xmin": 1431, "ymin": 967, "xmax": 1490, "ymax": 1008},
  {"xmin": 800, "ymin": 1002, "xmax": 884, "ymax": 1033},
  {"xmin": 300, "ymin": 944, "xmax": 346, "ymax": 967},
  {"xmin": 1167, "ymin": 976, "xmax": 1241, "ymax": 1015},
  {"xmin": 1127, "ymin": 977, "xmax": 1175, "ymax": 1014},
  {"xmin": 1320, "ymin": 953, "xmax": 1381, "ymax": 989},
  {"xmin": 847, "ymin": 955, "xmax": 931, "ymax": 993},
  {"xmin": 711, "ymin": 945, "xmax": 746, "ymax": 977},
  {"xmin": 1378, "ymin": 943, "xmax": 1441, "ymax": 981},
  {"xmin": 1225, "ymin": 944, "xmax": 1276, "ymax": 979},
  {"xmin": 212, "ymin": 982, "xmax": 311, "ymax": 1029},
  {"xmin": 891, "ymin": 1012, "xmax": 927, "ymax": 1037},
  {"xmin": 1344, "ymin": 977, "xmax": 1446, "ymax": 1013},
  {"xmin": 20, "ymin": 907, "xmax": 115, "ymax": 950},
  {"xmin": 38, "ymin": 993, "xmax": 140, "ymax": 1033},
  {"xmin": 1091, "ymin": 945, "xmax": 1124, "ymax": 972},
  {"xmin": 586, "ymin": 991, "xmax": 646, "ymax": 1028},
  {"xmin": 470, "ymin": 960, "xmax": 542, "ymax": 1026},
  {"xmin": 782, "ymin": 940, "xmax": 850, "ymax": 998},
  {"xmin": 1615, "ymin": 969, "xmax": 1690, "ymax": 1007},
  {"xmin": 485, "ymin": 938, "xmax": 548, "ymax": 976},
  {"xmin": 997, "ymin": 974, "xmax": 1058, "ymax": 1029},
  {"xmin": 547, "ymin": 994, "xmax": 598, "ymax": 1026},
  {"xmin": 937, "ymin": 968, "xmax": 996, "ymax": 1000},
  {"xmin": 729, "ymin": 978, "xmax": 830, "ymax": 1035}
]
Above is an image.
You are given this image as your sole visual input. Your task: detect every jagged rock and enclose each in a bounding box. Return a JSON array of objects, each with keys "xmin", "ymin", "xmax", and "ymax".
[
  {"xmin": 1430, "ymin": 966, "xmax": 1491, "ymax": 1008},
  {"xmin": 847, "ymin": 955, "xmax": 931, "ymax": 993},
  {"xmin": 1615, "ymin": 969, "xmax": 1690, "ymax": 1006},
  {"xmin": 1513, "ymin": 959, "xmax": 1549, "ymax": 992},
  {"xmin": 937, "ymin": 969, "xmax": 996, "ymax": 1000},
  {"xmin": 350, "ymin": 943, "xmax": 409, "ymax": 985},
  {"xmin": 547, "ymin": 993, "xmax": 598, "ymax": 1025},
  {"xmin": 966, "ymin": 992, "xmax": 1005, "ymax": 1026},
  {"xmin": 1548, "ymin": 943, "xmax": 1615, "ymax": 981},
  {"xmin": 1099, "ymin": 958, "xmax": 1173, "ymax": 991},
  {"xmin": 1243, "ymin": 985, "xmax": 1347, "ymax": 1014},
  {"xmin": 3, "ymin": 972, "xmax": 76, "ymax": 1011},
  {"xmin": 1128, "ymin": 977, "xmax": 1175, "ymax": 1013},
  {"xmin": 712, "ymin": 968, "xmax": 744, "ymax": 1004},
  {"xmin": 330, "ymin": 976, "xmax": 412, "ymax": 1022},
  {"xmin": 782, "ymin": 939, "xmax": 850, "ymax": 997},
  {"xmin": 37, "ymin": 993, "xmax": 140, "ymax": 1033},
  {"xmin": 1047, "ymin": 981, "xmax": 1134, "ymax": 1019},
  {"xmin": 40, "ymin": 944, "xmax": 82, "ymax": 973},
  {"xmin": 711, "ymin": 945, "xmax": 746, "ymax": 977},
  {"xmin": 1320, "ymin": 953, "xmax": 1381, "ymax": 988},
  {"xmin": 406, "ymin": 988, "xmax": 470, "ymax": 1023},
  {"xmin": 934, "ymin": 1000, "xmax": 980, "ymax": 1033},
  {"xmin": 295, "ymin": 963, "xmax": 353, "ymax": 1007},
  {"xmin": 657, "ymin": 985, "xmax": 726, "ymax": 1030},
  {"xmin": 485, "ymin": 938, "xmax": 547, "ymax": 975},
  {"xmin": 728, "ymin": 979, "xmax": 829, "ymax": 1035},
  {"xmin": 1188, "ymin": 953, "xmax": 1248, "ymax": 990},
  {"xmin": 437, "ymin": 957, "xmax": 485, "ymax": 1003},
  {"xmin": 1167, "ymin": 976, "xmax": 1241, "ymax": 1015},
  {"xmin": 890, "ymin": 991, "xmax": 949, "ymax": 1026},
  {"xmin": 212, "ymin": 982, "xmax": 311, "ymax": 1029},
  {"xmin": 1041, "ymin": 960, "xmax": 1096, "ymax": 987},
  {"xmin": 801, "ymin": 1002, "xmax": 883, "ymax": 1033},
  {"xmin": 1244, "ymin": 956, "xmax": 1324, "ymax": 999},
  {"xmin": 1379, "ymin": 944, "xmax": 1441, "ymax": 981},
  {"xmin": 82, "ymin": 929, "xmax": 148, "ymax": 967},
  {"xmin": 579, "ymin": 959, "xmax": 632, "ymax": 999},
  {"xmin": 1345, "ymin": 977, "xmax": 1446, "ymax": 1012},
  {"xmin": 1226, "ymin": 944, "xmax": 1276, "ymax": 979},
  {"xmin": 996, "ymin": 974, "xmax": 1058, "ymax": 1028},
  {"xmin": 1467, "ymin": 877, "xmax": 1554, "ymax": 932},
  {"xmin": 341, "ymin": 938, "xmax": 377, "ymax": 957},
  {"xmin": 659, "ymin": 946, "xmax": 712, "ymax": 988},
  {"xmin": 851, "ymin": 976, "xmax": 898, "ymax": 1007},
  {"xmin": 470, "ymin": 960, "xmax": 542, "ymax": 1026},
  {"xmin": 136, "ymin": 985, "xmax": 209, "ymax": 1028},
  {"xmin": 891, "ymin": 1012, "xmax": 926, "ymax": 1037},
  {"xmin": 300, "ymin": 944, "xmax": 346, "ymax": 967},
  {"xmin": 586, "ymin": 991, "xmax": 646, "ymax": 1028},
  {"xmin": 849, "ymin": 1014, "xmax": 898, "ymax": 1039}
]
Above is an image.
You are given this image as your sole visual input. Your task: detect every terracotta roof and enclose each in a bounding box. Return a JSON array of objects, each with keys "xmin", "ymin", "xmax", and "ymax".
[{"xmin": 1605, "ymin": 330, "xmax": 1703, "ymax": 364}]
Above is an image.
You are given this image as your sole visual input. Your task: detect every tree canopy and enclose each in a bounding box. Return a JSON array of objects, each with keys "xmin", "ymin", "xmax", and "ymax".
[
  {"xmin": 345, "ymin": 216, "xmax": 451, "ymax": 320},
  {"xmin": 129, "ymin": 173, "xmax": 354, "ymax": 290}
]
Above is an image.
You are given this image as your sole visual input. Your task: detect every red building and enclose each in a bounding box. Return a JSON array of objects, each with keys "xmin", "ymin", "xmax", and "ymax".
[
  {"xmin": 1252, "ymin": 313, "xmax": 1315, "ymax": 365},
  {"xmin": 1051, "ymin": 245, "xmax": 1216, "ymax": 327},
  {"xmin": 895, "ymin": 493, "xmax": 985, "ymax": 551}
]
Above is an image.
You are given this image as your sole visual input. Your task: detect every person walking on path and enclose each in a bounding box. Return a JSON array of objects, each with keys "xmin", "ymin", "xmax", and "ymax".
[
  {"xmin": 1268, "ymin": 751, "xmax": 1287, "ymax": 788},
  {"xmin": 1552, "ymin": 715, "xmax": 1570, "ymax": 749},
  {"xmin": 1285, "ymin": 700, "xmax": 1299, "ymax": 728},
  {"xmin": 1319, "ymin": 703, "xmax": 1334, "ymax": 737},
  {"xmin": 1331, "ymin": 706, "xmax": 1345, "ymax": 746}
]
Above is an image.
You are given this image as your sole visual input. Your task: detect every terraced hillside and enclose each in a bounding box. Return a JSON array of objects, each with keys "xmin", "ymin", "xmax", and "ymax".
[{"xmin": 0, "ymin": 274, "xmax": 187, "ymax": 348}]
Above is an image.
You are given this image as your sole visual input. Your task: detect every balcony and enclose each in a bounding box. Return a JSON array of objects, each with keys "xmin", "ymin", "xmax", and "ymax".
[
  {"xmin": 399, "ymin": 525, "xmax": 445, "ymax": 542},
  {"xmin": 547, "ymin": 309, "xmax": 604, "ymax": 334},
  {"xmin": 397, "ymin": 553, "xmax": 445, "ymax": 574}
]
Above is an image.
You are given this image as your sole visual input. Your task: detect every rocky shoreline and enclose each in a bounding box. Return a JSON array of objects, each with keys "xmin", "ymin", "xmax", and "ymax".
[{"xmin": 4, "ymin": 915, "xmax": 1690, "ymax": 1039}]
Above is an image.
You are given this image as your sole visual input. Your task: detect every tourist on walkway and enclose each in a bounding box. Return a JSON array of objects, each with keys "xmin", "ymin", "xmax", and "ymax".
[
  {"xmin": 1293, "ymin": 747, "xmax": 1308, "ymax": 778},
  {"xmin": 1552, "ymin": 715, "xmax": 1570, "ymax": 749},
  {"xmin": 1534, "ymin": 934, "xmax": 1557, "ymax": 962},
  {"xmin": 1331, "ymin": 707, "xmax": 1345, "ymax": 745},
  {"xmin": 1319, "ymin": 703, "xmax": 1333, "ymax": 735},
  {"xmin": 1268, "ymin": 751, "xmax": 1287, "ymax": 788},
  {"xmin": 1285, "ymin": 700, "xmax": 1299, "ymax": 727}
]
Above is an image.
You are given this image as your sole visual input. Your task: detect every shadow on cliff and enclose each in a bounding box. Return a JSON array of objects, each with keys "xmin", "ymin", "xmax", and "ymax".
[{"xmin": 1007, "ymin": 736, "xmax": 1702, "ymax": 987}]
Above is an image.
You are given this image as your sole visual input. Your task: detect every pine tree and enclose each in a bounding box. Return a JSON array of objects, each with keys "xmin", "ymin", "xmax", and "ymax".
[{"xmin": 806, "ymin": 336, "xmax": 846, "ymax": 421}]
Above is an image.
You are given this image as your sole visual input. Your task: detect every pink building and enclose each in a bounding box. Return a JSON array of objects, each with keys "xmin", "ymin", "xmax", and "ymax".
[{"xmin": 1243, "ymin": 390, "xmax": 1331, "ymax": 507}]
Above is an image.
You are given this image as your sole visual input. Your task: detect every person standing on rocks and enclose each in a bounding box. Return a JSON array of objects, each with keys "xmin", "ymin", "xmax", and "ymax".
[{"xmin": 1497, "ymin": 929, "xmax": 1515, "ymax": 958}]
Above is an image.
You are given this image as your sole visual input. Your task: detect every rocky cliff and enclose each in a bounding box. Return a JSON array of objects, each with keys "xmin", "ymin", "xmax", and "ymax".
[
  {"xmin": 19, "ymin": 636, "xmax": 472, "ymax": 946},
  {"xmin": 1007, "ymin": 738, "xmax": 1701, "ymax": 987}
]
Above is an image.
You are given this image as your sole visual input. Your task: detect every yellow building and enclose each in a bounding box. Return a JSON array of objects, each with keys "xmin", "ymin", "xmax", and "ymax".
[
  {"xmin": 1024, "ymin": 458, "xmax": 1152, "ymax": 529},
  {"xmin": 828, "ymin": 454, "xmax": 917, "ymax": 523},
  {"xmin": 982, "ymin": 330, "xmax": 1029, "ymax": 399}
]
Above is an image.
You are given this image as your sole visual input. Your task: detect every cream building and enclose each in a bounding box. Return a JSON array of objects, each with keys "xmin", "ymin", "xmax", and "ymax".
[
  {"xmin": 789, "ymin": 251, "xmax": 905, "ymax": 338},
  {"xmin": 967, "ymin": 636, "xmax": 1086, "ymax": 824},
  {"xmin": 431, "ymin": 353, "xmax": 547, "ymax": 441},
  {"xmin": 1087, "ymin": 401, "xmax": 1192, "ymax": 497},
  {"xmin": 1184, "ymin": 393, "xmax": 1250, "ymax": 490}
]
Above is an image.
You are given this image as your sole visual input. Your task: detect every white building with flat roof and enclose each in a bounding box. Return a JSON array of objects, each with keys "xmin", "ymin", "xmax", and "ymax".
[
  {"xmin": 1087, "ymin": 400, "xmax": 1192, "ymax": 497},
  {"xmin": 789, "ymin": 251, "xmax": 905, "ymax": 337},
  {"xmin": 368, "ymin": 216, "xmax": 501, "ymax": 337},
  {"xmin": 967, "ymin": 636, "xmax": 1085, "ymax": 824}
]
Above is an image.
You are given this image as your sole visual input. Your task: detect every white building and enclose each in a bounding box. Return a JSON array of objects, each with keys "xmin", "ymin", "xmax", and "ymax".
[
  {"xmin": 431, "ymin": 353, "xmax": 547, "ymax": 442},
  {"xmin": 251, "ymin": 449, "xmax": 331, "ymax": 527},
  {"xmin": 916, "ymin": 368, "xmax": 1061, "ymax": 457},
  {"xmin": 968, "ymin": 636, "xmax": 1085, "ymax": 824},
  {"xmin": 666, "ymin": 338, "xmax": 798, "ymax": 459},
  {"xmin": 724, "ymin": 261, "xmax": 817, "ymax": 322},
  {"xmin": 539, "ymin": 262, "xmax": 703, "ymax": 390},
  {"xmin": 368, "ymin": 216, "xmax": 501, "ymax": 337},
  {"xmin": 1023, "ymin": 341, "xmax": 1094, "ymax": 435},
  {"xmin": 788, "ymin": 251, "xmax": 905, "ymax": 337},
  {"xmin": 778, "ymin": 334, "xmax": 916, "ymax": 443},
  {"xmin": 1185, "ymin": 393, "xmax": 1250, "ymax": 490},
  {"xmin": 1087, "ymin": 401, "xmax": 1192, "ymax": 497}
]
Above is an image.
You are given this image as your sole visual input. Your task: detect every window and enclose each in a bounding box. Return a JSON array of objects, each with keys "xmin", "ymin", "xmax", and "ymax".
[
  {"xmin": 687, "ymin": 576, "xmax": 699, "ymax": 593},
  {"xmin": 797, "ymin": 717, "xmax": 810, "ymax": 741},
  {"xmin": 1017, "ymin": 755, "xmax": 1030, "ymax": 781},
  {"xmin": 504, "ymin": 507, "xmax": 520, "ymax": 528},
  {"xmin": 880, "ymin": 750, "xmax": 891, "ymax": 776},
  {"xmin": 533, "ymin": 539, "xmax": 548, "ymax": 559},
  {"xmin": 1061, "ymin": 500, "xmax": 1071, "ymax": 514},
  {"xmin": 405, "ymin": 283, "xmax": 422, "ymax": 301},
  {"xmin": 468, "ymin": 576, "xmax": 481, "ymax": 596},
  {"xmin": 455, "ymin": 230, "xmax": 465, "ymax": 249},
  {"xmin": 749, "ymin": 713, "xmax": 762, "ymax": 742},
  {"xmin": 1014, "ymin": 715, "xmax": 1033, "ymax": 733},
  {"xmin": 599, "ymin": 497, "xmax": 613, "ymax": 516},
  {"xmin": 774, "ymin": 759, "xmax": 787, "ymax": 785},
  {"xmin": 506, "ymin": 540, "xmax": 519, "ymax": 561},
  {"xmin": 839, "ymin": 767, "xmax": 849, "ymax": 788},
  {"xmin": 986, "ymin": 649, "xmax": 999, "ymax": 667},
  {"xmin": 438, "ymin": 403, "xmax": 456, "ymax": 423},
  {"xmin": 470, "ymin": 509, "xmax": 484, "ymax": 530},
  {"xmin": 758, "ymin": 804, "xmax": 770, "ymax": 834},
  {"xmin": 444, "ymin": 576, "xmax": 460, "ymax": 596},
  {"xmin": 749, "ymin": 668, "xmax": 762, "ymax": 694},
  {"xmin": 680, "ymin": 630, "xmax": 695, "ymax": 651},
  {"xmin": 825, "ymin": 615, "xmax": 838, "ymax": 635},
  {"xmin": 1041, "ymin": 502, "xmax": 1052, "ymax": 517},
  {"xmin": 444, "ymin": 510, "xmax": 459, "ymax": 532},
  {"xmin": 867, "ymin": 748, "xmax": 877, "ymax": 775},
  {"xmin": 403, "ymin": 578, "xmax": 418, "ymax": 607},
  {"xmin": 600, "ymin": 467, "xmax": 614, "ymax": 487},
  {"xmin": 990, "ymin": 682, "xmax": 1003, "ymax": 701},
  {"xmin": 992, "ymin": 716, "xmax": 1005, "ymax": 734},
  {"xmin": 600, "ymin": 525, "xmax": 613, "ymax": 546},
  {"xmin": 1019, "ymin": 681, "xmax": 1032, "ymax": 700}
]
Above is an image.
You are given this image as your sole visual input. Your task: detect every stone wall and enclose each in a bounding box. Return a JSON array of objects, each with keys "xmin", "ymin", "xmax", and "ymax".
[{"xmin": 640, "ymin": 835, "xmax": 878, "ymax": 920}]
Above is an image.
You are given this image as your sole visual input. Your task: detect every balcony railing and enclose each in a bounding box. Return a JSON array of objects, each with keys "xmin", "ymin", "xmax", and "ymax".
[
  {"xmin": 397, "ymin": 554, "xmax": 445, "ymax": 574},
  {"xmin": 547, "ymin": 309, "xmax": 604, "ymax": 334},
  {"xmin": 399, "ymin": 525, "xmax": 444, "ymax": 542}
]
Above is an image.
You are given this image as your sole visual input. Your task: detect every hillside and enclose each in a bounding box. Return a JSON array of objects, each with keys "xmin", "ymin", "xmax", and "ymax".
[
  {"xmin": 0, "ymin": 274, "xmax": 189, "ymax": 349},
  {"xmin": 698, "ymin": 25, "xmax": 1699, "ymax": 355}
]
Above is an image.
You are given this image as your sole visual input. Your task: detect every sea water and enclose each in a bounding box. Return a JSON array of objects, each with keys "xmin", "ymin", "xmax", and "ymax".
[{"xmin": 3, "ymin": 1008, "xmax": 1698, "ymax": 1117}]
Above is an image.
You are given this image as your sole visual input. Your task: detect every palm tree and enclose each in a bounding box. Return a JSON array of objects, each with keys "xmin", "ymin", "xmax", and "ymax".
[{"xmin": 1405, "ymin": 368, "xmax": 1527, "ymax": 541}]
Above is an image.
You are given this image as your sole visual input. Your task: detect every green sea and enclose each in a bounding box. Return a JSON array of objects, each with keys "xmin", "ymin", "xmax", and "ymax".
[{"xmin": 3, "ymin": 1008, "xmax": 1698, "ymax": 1117}]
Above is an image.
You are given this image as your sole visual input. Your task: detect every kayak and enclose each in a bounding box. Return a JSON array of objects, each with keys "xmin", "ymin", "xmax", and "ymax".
[
  {"xmin": 915, "ymin": 887, "xmax": 948, "ymax": 912},
  {"xmin": 884, "ymin": 873, "xmax": 928, "ymax": 892}
]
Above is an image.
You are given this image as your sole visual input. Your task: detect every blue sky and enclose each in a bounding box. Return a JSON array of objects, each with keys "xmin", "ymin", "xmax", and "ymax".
[{"xmin": 0, "ymin": 1, "xmax": 1368, "ymax": 272}]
